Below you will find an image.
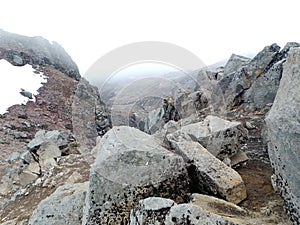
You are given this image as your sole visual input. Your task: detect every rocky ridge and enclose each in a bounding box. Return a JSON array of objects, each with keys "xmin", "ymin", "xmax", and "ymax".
[{"xmin": 0, "ymin": 30, "xmax": 299, "ymax": 225}]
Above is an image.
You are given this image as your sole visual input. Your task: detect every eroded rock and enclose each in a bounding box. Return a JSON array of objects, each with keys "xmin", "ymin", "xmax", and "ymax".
[{"xmin": 83, "ymin": 126, "xmax": 190, "ymax": 224}]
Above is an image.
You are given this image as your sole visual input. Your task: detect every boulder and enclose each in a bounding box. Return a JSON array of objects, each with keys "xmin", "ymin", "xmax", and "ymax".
[
  {"xmin": 218, "ymin": 44, "xmax": 281, "ymax": 107},
  {"xmin": 265, "ymin": 47, "xmax": 300, "ymax": 224},
  {"xmin": 164, "ymin": 203, "xmax": 242, "ymax": 225},
  {"xmin": 224, "ymin": 54, "xmax": 251, "ymax": 76},
  {"xmin": 28, "ymin": 182, "xmax": 88, "ymax": 225},
  {"xmin": 129, "ymin": 197, "xmax": 176, "ymax": 225},
  {"xmin": 190, "ymin": 194, "xmax": 247, "ymax": 223},
  {"xmin": 167, "ymin": 136, "xmax": 247, "ymax": 204},
  {"xmin": 83, "ymin": 126, "xmax": 190, "ymax": 224},
  {"xmin": 180, "ymin": 115, "xmax": 248, "ymax": 160},
  {"xmin": 27, "ymin": 130, "xmax": 69, "ymax": 150},
  {"xmin": 243, "ymin": 59, "xmax": 284, "ymax": 109}
]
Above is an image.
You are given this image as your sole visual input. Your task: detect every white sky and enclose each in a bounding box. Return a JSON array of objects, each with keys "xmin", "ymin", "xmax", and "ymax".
[
  {"xmin": 0, "ymin": 60, "xmax": 47, "ymax": 114},
  {"xmin": 0, "ymin": 0, "xmax": 299, "ymax": 75}
]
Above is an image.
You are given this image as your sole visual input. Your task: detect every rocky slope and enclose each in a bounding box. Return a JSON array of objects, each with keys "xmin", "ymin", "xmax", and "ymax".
[
  {"xmin": 0, "ymin": 30, "xmax": 111, "ymax": 224},
  {"xmin": 0, "ymin": 30, "xmax": 299, "ymax": 225}
]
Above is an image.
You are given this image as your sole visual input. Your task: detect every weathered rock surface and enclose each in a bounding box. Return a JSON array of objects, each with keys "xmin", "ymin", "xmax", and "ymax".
[
  {"xmin": 224, "ymin": 54, "xmax": 251, "ymax": 76},
  {"xmin": 129, "ymin": 196, "xmax": 245, "ymax": 225},
  {"xmin": 218, "ymin": 43, "xmax": 281, "ymax": 107},
  {"xmin": 72, "ymin": 78, "xmax": 111, "ymax": 153},
  {"xmin": 27, "ymin": 130, "xmax": 69, "ymax": 150},
  {"xmin": 28, "ymin": 182, "xmax": 88, "ymax": 225},
  {"xmin": 180, "ymin": 115, "xmax": 248, "ymax": 160},
  {"xmin": 167, "ymin": 135, "xmax": 247, "ymax": 204},
  {"xmin": 265, "ymin": 47, "xmax": 300, "ymax": 225},
  {"xmin": 190, "ymin": 194, "xmax": 247, "ymax": 223},
  {"xmin": 129, "ymin": 197, "xmax": 176, "ymax": 225},
  {"xmin": 164, "ymin": 203, "xmax": 241, "ymax": 225},
  {"xmin": 0, "ymin": 29, "xmax": 80, "ymax": 80},
  {"xmin": 83, "ymin": 126, "xmax": 190, "ymax": 224}
]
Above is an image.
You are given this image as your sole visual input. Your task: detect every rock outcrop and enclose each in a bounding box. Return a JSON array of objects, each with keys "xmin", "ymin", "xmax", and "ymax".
[
  {"xmin": 129, "ymin": 196, "xmax": 244, "ymax": 225},
  {"xmin": 180, "ymin": 115, "xmax": 248, "ymax": 161},
  {"xmin": 0, "ymin": 29, "xmax": 80, "ymax": 80},
  {"xmin": 28, "ymin": 182, "xmax": 88, "ymax": 225},
  {"xmin": 83, "ymin": 126, "xmax": 190, "ymax": 224},
  {"xmin": 167, "ymin": 133, "xmax": 247, "ymax": 204},
  {"xmin": 265, "ymin": 46, "xmax": 300, "ymax": 225}
]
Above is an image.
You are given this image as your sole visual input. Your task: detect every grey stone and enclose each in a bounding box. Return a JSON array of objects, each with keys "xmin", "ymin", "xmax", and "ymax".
[
  {"xmin": 180, "ymin": 115, "xmax": 248, "ymax": 160},
  {"xmin": 164, "ymin": 203, "xmax": 241, "ymax": 225},
  {"xmin": 29, "ymin": 182, "xmax": 88, "ymax": 225},
  {"xmin": 83, "ymin": 126, "xmax": 190, "ymax": 225},
  {"xmin": 19, "ymin": 89, "xmax": 33, "ymax": 99},
  {"xmin": 166, "ymin": 137, "xmax": 247, "ymax": 204},
  {"xmin": 224, "ymin": 54, "xmax": 251, "ymax": 76},
  {"xmin": 218, "ymin": 44, "xmax": 281, "ymax": 107},
  {"xmin": 190, "ymin": 194, "xmax": 247, "ymax": 223},
  {"xmin": 243, "ymin": 59, "xmax": 284, "ymax": 109},
  {"xmin": 265, "ymin": 47, "xmax": 300, "ymax": 224},
  {"xmin": 6, "ymin": 152, "xmax": 21, "ymax": 163},
  {"xmin": 129, "ymin": 197, "xmax": 176, "ymax": 225},
  {"xmin": 72, "ymin": 78, "xmax": 111, "ymax": 154},
  {"xmin": 27, "ymin": 130, "xmax": 68, "ymax": 150}
]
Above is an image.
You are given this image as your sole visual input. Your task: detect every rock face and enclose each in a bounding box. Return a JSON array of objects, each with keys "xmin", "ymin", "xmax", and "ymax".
[
  {"xmin": 72, "ymin": 78, "xmax": 111, "ymax": 152},
  {"xmin": 224, "ymin": 54, "xmax": 251, "ymax": 76},
  {"xmin": 167, "ymin": 134, "xmax": 247, "ymax": 204},
  {"xmin": 265, "ymin": 47, "xmax": 300, "ymax": 224},
  {"xmin": 180, "ymin": 115, "xmax": 248, "ymax": 161},
  {"xmin": 0, "ymin": 29, "xmax": 80, "ymax": 80},
  {"xmin": 83, "ymin": 126, "xmax": 190, "ymax": 224},
  {"xmin": 28, "ymin": 182, "xmax": 88, "ymax": 225},
  {"xmin": 218, "ymin": 43, "xmax": 281, "ymax": 107}
]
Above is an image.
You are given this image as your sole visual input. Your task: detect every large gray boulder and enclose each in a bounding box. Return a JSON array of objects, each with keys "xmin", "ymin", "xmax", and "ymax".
[
  {"xmin": 83, "ymin": 126, "xmax": 190, "ymax": 224},
  {"xmin": 265, "ymin": 47, "xmax": 300, "ymax": 225},
  {"xmin": 180, "ymin": 115, "xmax": 248, "ymax": 160},
  {"xmin": 28, "ymin": 182, "xmax": 88, "ymax": 225},
  {"xmin": 167, "ymin": 134, "xmax": 247, "ymax": 204}
]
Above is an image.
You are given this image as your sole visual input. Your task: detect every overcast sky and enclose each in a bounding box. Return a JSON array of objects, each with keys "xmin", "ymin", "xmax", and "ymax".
[{"xmin": 0, "ymin": 0, "xmax": 299, "ymax": 75}]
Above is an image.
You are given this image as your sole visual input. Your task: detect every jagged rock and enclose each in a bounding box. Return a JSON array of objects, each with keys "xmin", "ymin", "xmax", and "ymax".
[
  {"xmin": 72, "ymin": 78, "xmax": 111, "ymax": 153},
  {"xmin": 129, "ymin": 197, "xmax": 176, "ymax": 225},
  {"xmin": 224, "ymin": 54, "xmax": 251, "ymax": 76},
  {"xmin": 19, "ymin": 89, "xmax": 33, "ymax": 99},
  {"xmin": 167, "ymin": 136, "xmax": 247, "ymax": 204},
  {"xmin": 218, "ymin": 44, "xmax": 281, "ymax": 107},
  {"xmin": 0, "ymin": 29, "xmax": 80, "ymax": 80},
  {"xmin": 83, "ymin": 126, "xmax": 190, "ymax": 224},
  {"xmin": 138, "ymin": 107, "xmax": 165, "ymax": 134},
  {"xmin": 27, "ymin": 130, "xmax": 69, "ymax": 150},
  {"xmin": 180, "ymin": 115, "xmax": 248, "ymax": 160},
  {"xmin": 230, "ymin": 150, "xmax": 249, "ymax": 167},
  {"xmin": 164, "ymin": 203, "xmax": 242, "ymax": 225},
  {"xmin": 38, "ymin": 141, "xmax": 61, "ymax": 160},
  {"xmin": 28, "ymin": 182, "xmax": 88, "ymax": 225},
  {"xmin": 190, "ymin": 194, "xmax": 247, "ymax": 223},
  {"xmin": 19, "ymin": 171, "xmax": 39, "ymax": 187},
  {"xmin": 265, "ymin": 47, "xmax": 300, "ymax": 224},
  {"xmin": 243, "ymin": 59, "xmax": 284, "ymax": 110}
]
